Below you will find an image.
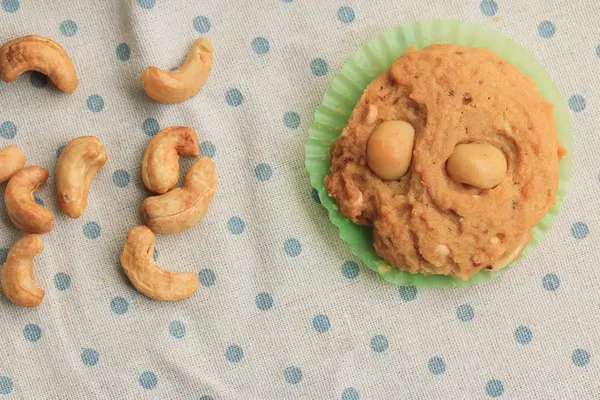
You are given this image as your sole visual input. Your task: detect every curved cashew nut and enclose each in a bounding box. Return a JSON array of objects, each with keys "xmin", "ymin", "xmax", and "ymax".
[
  {"xmin": 142, "ymin": 37, "xmax": 214, "ymax": 104},
  {"xmin": 1, "ymin": 234, "xmax": 45, "ymax": 307},
  {"xmin": 5, "ymin": 166, "xmax": 54, "ymax": 233},
  {"xmin": 142, "ymin": 126, "xmax": 199, "ymax": 194},
  {"xmin": 56, "ymin": 136, "xmax": 107, "ymax": 218},
  {"xmin": 120, "ymin": 226, "xmax": 199, "ymax": 301},
  {"xmin": 143, "ymin": 157, "xmax": 216, "ymax": 234},
  {"xmin": 0, "ymin": 35, "xmax": 78, "ymax": 93},
  {"xmin": 0, "ymin": 145, "xmax": 26, "ymax": 183}
]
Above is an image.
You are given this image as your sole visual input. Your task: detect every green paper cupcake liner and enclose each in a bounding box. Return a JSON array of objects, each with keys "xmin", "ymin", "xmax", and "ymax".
[{"xmin": 305, "ymin": 19, "xmax": 573, "ymax": 288}]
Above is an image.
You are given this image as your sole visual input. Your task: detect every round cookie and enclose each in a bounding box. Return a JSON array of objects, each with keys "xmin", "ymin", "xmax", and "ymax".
[{"xmin": 325, "ymin": 44, "xmax": 564, "ymax": 280}]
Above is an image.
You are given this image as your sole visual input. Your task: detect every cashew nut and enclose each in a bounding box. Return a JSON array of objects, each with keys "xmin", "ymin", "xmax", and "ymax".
[
  {"xmin": 367, "ymin": 120, "xmax": 415, "ymax": 180},
  {"xmin": 55, "ymin": 136, "xmax": 107, "ymax": 218},
  {"xmin": 142, "ymin": 157, "xmax": 216, "ymax": 234},
  {"xmin": 142, "ymin": 126, "xmax": 199, "ymax": 194},
  {"xmin": 0, "ymin": 35, "xmax": 78, "ymax": 93},
  {"xmin": 0, "ymin": 145, "xmax": 26, "ymax": 183},
  {"xmin": 1, "ymin": 234, "xmax": 45, "ymax": 307},
  {"xmin": 5, "ymin": 166, "xmax": 54, "ymax": 233},
  {"xmin": 120, "ymin": 226, "xmax": 199, "ymax": 301},
  {"xmin": 446, "ymin": 143, "xmax": 507, "ymax": 189},
  {"xmin": 142, "ymin": 37, "xmax": 214, "ymax": 104}
]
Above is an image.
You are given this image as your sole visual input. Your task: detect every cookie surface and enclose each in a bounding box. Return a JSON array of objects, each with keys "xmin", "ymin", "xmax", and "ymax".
[{"xmin": 325, "ymin": 44, "xmax": 563, "ymax": 280}]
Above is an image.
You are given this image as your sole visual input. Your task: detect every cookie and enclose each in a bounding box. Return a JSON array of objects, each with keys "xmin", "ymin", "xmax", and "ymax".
[{"xmin": 325, "ymin": 44, "xmax": 564, "ymax": 280}]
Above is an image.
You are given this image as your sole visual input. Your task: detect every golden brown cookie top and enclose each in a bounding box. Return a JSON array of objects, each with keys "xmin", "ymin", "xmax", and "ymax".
[{"xmin": 326, "ymin": 44, "xmax": 562, "ymax": 280}]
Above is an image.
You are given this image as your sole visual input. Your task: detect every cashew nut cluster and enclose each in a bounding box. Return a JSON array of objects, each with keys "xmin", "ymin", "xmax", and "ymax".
[
  {"xmin": 0, "ymin": 35, "xmax": 78, "ymax": 93},
  {"xmin": 0, "ymin": 145, "xmax": 26, "ymax": 183},
  {"xmin": 121, "ymin": 226, "xmax": 200, "ymax": 301},
  {"xmin": 1, "ymin": 234, "xmax": 45, "ymax": 307},
  {"xmin": 5, "ymin": 166, "xmax": 54, "ymax": 233},
  {"xmin": 142, "ymin": 37, "xmax": 214, "ymax": 104},
  {"xmin": 367, "ymin": 120, "xmax": 415, "ymax": 180},
  {"xmin": 446, "ymin": 143, "xmax": 507, "ymax": 189},
  {"xmin": 56, "ymin": 136, "xmax": 107, "ymax": 218},
  {"xmin": 143, "ymin": 157, "xmax": 217, "ymax": 234},
  {"xmin": 142, "ymin": 127, "xmax": 199, "ymax": 194}
]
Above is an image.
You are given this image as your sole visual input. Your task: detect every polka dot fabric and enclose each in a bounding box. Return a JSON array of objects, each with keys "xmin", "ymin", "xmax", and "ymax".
[{"xmin": 0, "ymin": 1, "xmax": 597, "ymax": 398}]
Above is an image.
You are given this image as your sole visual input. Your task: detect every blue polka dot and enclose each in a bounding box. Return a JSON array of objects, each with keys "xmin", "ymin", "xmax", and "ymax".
[
  {"xmin": 54, "ymin": 272, "xmax": 71, "ymax": 291},
  {"xmin": 255, "ymin": 163, "xmax": 273, "ymax": 181},
  {"xmin": 139, "ymin": 371, "xmax": 157, "ymax": 390},
  {"xmin": 199, "ymin": 396, "xmax": 214, "ymax": 400},
  {"xmin": 284, "ymin": 111, "xmax": 301, "ymax": 129},
  {"xmin": 572, "ymin": 348, "xmax": 590, "ymax": 367},
  {"xmin": 227, "ymin": 216, "xmax": 245, "ymax": 235},
  {"xmin": 113, "ymin": 170, "xmax": 130, "ymax": 188},
  {"xmin": 1, "ymin": 0, "xmax": 19, "ymax": 13},
  {"xmin": 370, "ymin": 334, "xmax": 388, "ymax": 353},
  {"xmin": 226, "ymin": 88, "xmax": 243, "ymax": 106},
  {"xmin": 169, "ymin": 320, "xmax": 186, "ymax": 339},
  {"xmin": 34, "ymin": 195, "xmax": 44, "ymax": 206},
  {"xmin": 29, "ymin": 72, "xmax": 48, "ymax": 88},
  {"xmin": 341, "ymin": 260, "xmax": 360, "ymax": 279},
  {"xmin": 56, "ymin": 144, "xmax": 66, "ymax": 158},
  {"xmin": 596, "ymin": 44, "xmax": 600, "ymax": 58},
  {"xmin": 282, "ymin": 0, "xmax": 293, "ymax": 2},
  {"xmin": 143, "ymin": 118, "xmax": 160, "ymax": 136},
  {"xmin": 87, "ymin": 95, "xmax": 104, "ymax": 112},
  {"xmin": 568, "ymin": 95, "xmax": 586, "ymax": 112},
  {"xmin": 0, "ymin": 376, "xmax": 13, "ymax": 395},
  {"xmin": 116, "ymin": 43, "xmax": 131, "ymax": 61},
  {"xmin": 194, "ymin": 16, "xmax": 211, "ymax": 34},
  {"xmin": 81, "ymin": 348, "xmax": 99, "ymax": 366},
  {"xmin": 251, "ymin": 37, "xmax": 270, "ymax": 54},
  {"xmin": 198, "ymin": 269, "xmax": 216, "ymax": 287},
  {"xmin": 284, "ymin": 366, "xmax": 302, "ymax": 384},
  {"xmin": 23, "ymin": 324, "xmax": 41, "ymax": 342},
  {"xmin": 312, "ymin": 314, "xmax": 331, "ymax": 333},
  {"xmin": 60, "ymin": 20, "xmax": 78, "ymax": 37},
  {"xmin": 538, "ymin": 21, "xmax": 556, "ymax": 38},
  {"xmin": 310, "ymin": 58, "xmax": 329, "ymax": 76},
  {"xmin": 225, "ymin": 344, "xmax": 244, "ymax": 363},
  {"xmin": 0, "ymin": 248, "xmax": 8, "ymax": 264},
  {"xmin": 138, "ymin": 0, "xmax": 155, "ymax": 9},
  {"xmin": 514, "ymin": 326, "xmax": 532, "ymax": 345},
  {"xmin": 428, "ymin": 356, "xmax": 446, "ymax": 375},
  {"xmin": 542, "ymin": 273, "xmax": 560, "ymax": 291},
  {"xmin": 338, "ymin": 6, "xmax": 355, "ymax": 23},
  {"xmin": 398, "ymin": 286, "xmax": 418, "ymax": 302},
  {"xmin": 83, "ymin": 221, "xmax": 101, "ymax": 239},
  {"xmin": 341, "ymin": 387, "xmax": 360, "ymax": 400},
  {"xmin": 110, "ymin": 296, "xmax": 129, "ymax": 315},
  {"xmin": 153, "ymin": 247, "xmax": 158, "ymax": 262},
  {"xmin": 480, "ymin": 0, "xmax": 498, "ymax": 16},
  {"xmin": 284, "ymin": 238, "xmax": 302, "ymax": 257},
  {"xmin": 311, "ymin": 188, "xmax": 321, "ymax": 204},
  {"xmin": 486, "ymin": 379, "xmax": 504, "ymax": 397},
  {"xmin": 255, "ymin": 292, "xmax": 274, "ymax": 311},
  {"xmin": 200, "ymin": 141, "xmax": 216, "ymax": 158},
  {"xmin": 0, "ymin": 121, "xmax": 17, "ymax": 139},
  {"xmin": 457, "ymin": 304, "xmax": 475, "ymax": 322}
]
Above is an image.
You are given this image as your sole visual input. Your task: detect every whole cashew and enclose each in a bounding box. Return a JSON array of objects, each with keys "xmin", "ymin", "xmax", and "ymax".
[
  {"xmin": 0, "ymin": 145, "xmax": 26, "ymax": 183},
  {"xmin": 1, "ymin": 234, "xmax": 45, "ymax": 307},
  {"xmin": 5, "ymin": 166, "xmax": 54, "ymax": 233},
  {"xmin": 141, "ymin": 126, "xmax": 199, "ymax": 194},
  {"xmin": 55, "ymin": 136, "xmax": 107, "ymax": 218},
  {"xmin": 142, "ymin": 37, "xmax": 214, "ymax": 104},
  {"xmin": 0, "ymin": 35, "xmax": 78, "ymax": 93},
  {"xmin": 120, "ymin": 226, "xmax": 199, "ymax": 301},
  {"xmin": 143, "ymin": 157, "xmax": 216, "ymax": 234}
]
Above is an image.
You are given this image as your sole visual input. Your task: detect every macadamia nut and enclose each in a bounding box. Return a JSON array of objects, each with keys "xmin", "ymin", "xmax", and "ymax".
[
  {"xmin": 367, "ymin": 120, "xmax": 415, "ymax": 180},
  {"xmin": 446, "ymin": 143, "xmax": 507, "ymax": 189}
]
